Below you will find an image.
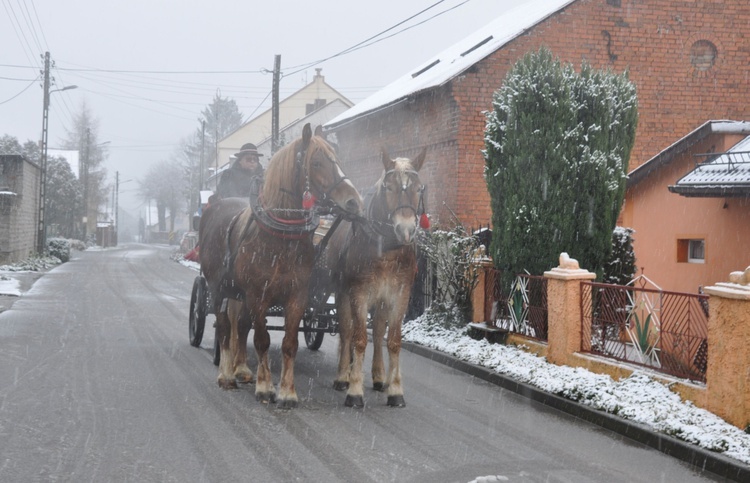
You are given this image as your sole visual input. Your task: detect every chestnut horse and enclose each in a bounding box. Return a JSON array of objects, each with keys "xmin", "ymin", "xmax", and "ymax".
[
  {"xmin": 199, "ymin": 124, "xmax": 362, "ymax": 408},
  {"xmin": 326, "ymin": 147, "xmax": 427, "ymax": 407}
]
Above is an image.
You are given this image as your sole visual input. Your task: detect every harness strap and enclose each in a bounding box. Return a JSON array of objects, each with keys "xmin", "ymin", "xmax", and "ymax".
[{"xmin": 221, "ymin": 210, "xmax": 253, "ymax": 301}]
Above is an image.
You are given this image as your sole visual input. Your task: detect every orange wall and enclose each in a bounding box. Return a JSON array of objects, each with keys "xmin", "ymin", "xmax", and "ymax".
[{"xmin": 622, "ymin": 133, "xmax": 750, "ymax": 293}]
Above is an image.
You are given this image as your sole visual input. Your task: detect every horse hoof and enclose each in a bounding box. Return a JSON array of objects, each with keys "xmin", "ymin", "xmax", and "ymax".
[
  {"xmin": 256, "ymin": 391, "xmax": 276, "ymax": 404},
  {"xmin": 277, "ymin": 398, "xmax": 298, "ymax": 410},
  {"xmin": 217, "ymin": 378, "xmax": 238, "ymax": 390},
  {"xmin": 345, "ymin": 395, "xmax": 365, "ymax": 408},
  {"xmin": 333, "ymin": 380, "xmax": 349, "ymax": 391},
  {"xmin": 372, "ymin": 382, "xmax": 387, "ymax": 392},
  {"xmin": 387, "ymin": 395, "xmax": 406, "ymax": 407}
]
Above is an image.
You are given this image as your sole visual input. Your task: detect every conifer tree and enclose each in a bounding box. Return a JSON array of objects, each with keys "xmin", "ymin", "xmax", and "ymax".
[{"xmin": 484, "ymin": 47, "xmax": 638, "ymax": 280}]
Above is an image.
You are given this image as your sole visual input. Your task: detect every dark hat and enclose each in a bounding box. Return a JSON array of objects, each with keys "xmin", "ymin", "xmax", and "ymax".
[{"xmin": 234, "ymin": 143, "xmax": 263, "ymax": 158}]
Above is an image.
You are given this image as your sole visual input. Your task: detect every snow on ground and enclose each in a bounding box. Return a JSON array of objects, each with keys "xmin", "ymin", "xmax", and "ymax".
[
  {"xmin": 402, "ymin": 314, "xmax": 750, "ymax": 465},
  {"xmin": 0, "ymin": 275, "xmax": 20, "ymax": 296}
]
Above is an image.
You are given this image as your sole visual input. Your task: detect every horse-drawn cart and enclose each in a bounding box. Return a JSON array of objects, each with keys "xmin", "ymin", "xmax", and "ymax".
[{"xmin": 188, "ymin": 216, "xmax": 340, "ymax": 365}]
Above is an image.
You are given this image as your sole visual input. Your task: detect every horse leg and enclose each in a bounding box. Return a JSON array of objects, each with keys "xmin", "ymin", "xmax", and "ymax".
[
  {"xmin": 370, "ymin": 305, "xmax": 387, "ymax": 392},
  {"xmin": 277, "ymin": 293, "xmax": 306, "ymax": 409},
  {"xmin": 384, "ymin": 293, "xmax": 410, "ymax": 408},
  {"xmin": 344, "ymin": 296, "xmax": 369, "ymax": 408},
  {"xmin": 333, "ymin": 290, "xmax": 353, "ymax": 391},
  {"xmin": 253, "ymin": 310, "xmax": 275, "ymax": 404},
  {"xmin": 230, "ymin": 299, "xmax": 253, "ymax": 383},
  {"xmin": 216, "ymin": 300, "xmax": 237, "ymax": 389}
]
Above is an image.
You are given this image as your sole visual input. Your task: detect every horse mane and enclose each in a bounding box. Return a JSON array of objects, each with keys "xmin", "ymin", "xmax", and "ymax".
[{"xmin": 260, "ymin": 135, "xmax": 338, "ymax": 212}]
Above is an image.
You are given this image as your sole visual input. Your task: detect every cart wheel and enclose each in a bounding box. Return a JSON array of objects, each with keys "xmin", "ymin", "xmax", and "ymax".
[
  {"xmin": 212, "ymin": 326, "xmax": 221, "ymax": 366},
  {"xmin": 303, "ymin": 316, "xmax": 325, "ymax": 351},
  {"xmin": 189, "ymin": 276, "xmax": 207, "ymax": 347}
]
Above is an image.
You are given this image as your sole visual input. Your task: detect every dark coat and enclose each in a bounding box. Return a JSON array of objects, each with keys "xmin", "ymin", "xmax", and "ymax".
[{"xmin": 216, "ymin": 162, "xmax": 263, "ymax": 200}]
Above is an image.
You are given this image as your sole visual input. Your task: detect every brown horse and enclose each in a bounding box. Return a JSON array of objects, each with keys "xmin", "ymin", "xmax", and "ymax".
[
  {"xmin": 326, "ymin": 147, "xmax": 427, "ymax": 407},
  {"xmin": 199, "ymin": 123, "xmax": 362, "ymax": 408}
]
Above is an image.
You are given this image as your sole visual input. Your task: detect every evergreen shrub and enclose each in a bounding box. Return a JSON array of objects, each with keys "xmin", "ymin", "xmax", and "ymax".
[{"xmin": 483, "ymin": 47, "xmax": 638, "ymax": 281}]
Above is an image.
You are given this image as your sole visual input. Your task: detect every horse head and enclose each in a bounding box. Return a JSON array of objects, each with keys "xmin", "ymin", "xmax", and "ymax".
[
  {"xmin": 261, "ymin": 123, "xmax": 362, "ymax": 218},
  {"xmin": 374, "ymin": 147, "xmax": 427, "ymax": 245},
  {"xmin": 299, "ymin": 124, "xmax": 362, "ymax": 217}
]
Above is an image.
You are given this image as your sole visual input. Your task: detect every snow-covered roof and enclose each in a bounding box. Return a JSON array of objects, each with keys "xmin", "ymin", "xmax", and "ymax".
[
  {"xmin": 628, "ymin": 120, "xmax": 750, "ymax": 188},
  {"xmin": 326, "ymin": 0, "xmax": 577, "ymax": 128},
  {"xmin": 669, "ymin": 134, "xmax": 750, "ymax": 197}
]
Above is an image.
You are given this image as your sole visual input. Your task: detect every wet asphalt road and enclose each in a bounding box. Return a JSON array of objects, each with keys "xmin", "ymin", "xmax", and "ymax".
[{"xmin": 0, "ymin": 244, "xmax": 723, "ymax": 482}]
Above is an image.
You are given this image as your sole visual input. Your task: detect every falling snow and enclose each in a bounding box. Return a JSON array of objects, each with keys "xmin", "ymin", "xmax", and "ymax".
[{"xmin": 2, "ymin": 255, "xmax": 748, "ymax": 467}]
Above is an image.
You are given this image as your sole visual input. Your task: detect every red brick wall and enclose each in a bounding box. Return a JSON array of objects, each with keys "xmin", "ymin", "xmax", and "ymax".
[{"xmin": 329, "ymin": 0, "xmax": 750, "ymax": 227}]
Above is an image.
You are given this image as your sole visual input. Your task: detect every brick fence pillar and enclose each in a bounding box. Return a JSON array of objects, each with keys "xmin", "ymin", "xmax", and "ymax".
[
  {"xmin": 544, "ymin": 254, "xmax": 596, "ymax": 366},
  {"xmin": 702, "ymin": 269, "xmax": 750, "ymax": 429}
]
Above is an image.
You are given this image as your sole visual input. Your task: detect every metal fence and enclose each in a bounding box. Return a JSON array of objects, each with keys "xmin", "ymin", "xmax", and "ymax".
[
  {"xmin": 484, "ymin": 268, "xmax": 548, "ymax": 342},
  {"xmin": 580, "ymin": 281, "xmax": 709, "ymax": 382}
]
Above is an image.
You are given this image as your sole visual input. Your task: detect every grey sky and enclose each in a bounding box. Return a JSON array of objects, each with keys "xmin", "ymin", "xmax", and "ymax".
[{"xmin": 1, "ymin": 0, "xmax": 525, "ymax": 213}]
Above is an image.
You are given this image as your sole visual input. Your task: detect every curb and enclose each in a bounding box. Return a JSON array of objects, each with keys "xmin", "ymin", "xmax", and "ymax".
[{"xmin": 402, "ymin": 340, "xmax": 749, "ymax": 482}]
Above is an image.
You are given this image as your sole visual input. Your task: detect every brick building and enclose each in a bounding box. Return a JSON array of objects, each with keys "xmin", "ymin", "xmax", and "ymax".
[
  {"xmin": 0, "ymin": 154, "xmax": 40, "ymax": 264},
  {"xmin": 325, "ymin": 0, "xmax": 750, "ymax": 228}
]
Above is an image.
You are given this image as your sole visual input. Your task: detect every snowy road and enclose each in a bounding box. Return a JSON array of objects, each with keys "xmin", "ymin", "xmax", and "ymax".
[{"xmin": 0, "ymin": 244, "xmax": 722, "ymax": 482}]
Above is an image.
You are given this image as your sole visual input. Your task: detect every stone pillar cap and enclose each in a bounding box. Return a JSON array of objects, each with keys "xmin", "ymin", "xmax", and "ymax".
[
  {"xmin": 703, "ymin": 266, "xmax": 750, "ymax": 300},
  {"xmin": 544, "ymin": 252, "xmax": 596, "ymax": 280}
]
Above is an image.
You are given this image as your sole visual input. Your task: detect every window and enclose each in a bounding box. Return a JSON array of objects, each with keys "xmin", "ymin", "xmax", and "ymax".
[
  {"xmin": 688, "ymin": 239, "xmax": 705, "ymax": 263},
  {"xmin": 677, "ymin": 238, "xmax": 705, "ymax": 264}
]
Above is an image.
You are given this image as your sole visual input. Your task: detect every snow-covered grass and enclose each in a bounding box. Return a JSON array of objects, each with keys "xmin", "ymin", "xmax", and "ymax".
[
  {"xmin": 0, "ymin": 255, "xmax": 62, "ymax": 304},
  {"xmin": 0, "ymin": 255, "xmax": 61, "ymax": 272},
  {"xmin": 0, "ymin": 274, "xmax": 20, "ymax": 296},
  {"xmin": 403, "ymin": 312, "xmax": 750, "ymax": 465}
]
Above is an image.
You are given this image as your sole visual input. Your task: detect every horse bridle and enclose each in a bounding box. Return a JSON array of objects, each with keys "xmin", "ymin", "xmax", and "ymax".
[
  {"xmin": 277, "ymin": 146, "xmax": 352, "ymax": 213},
  {"xmin": 379, "ymin": 168, "xmax": 425, "ymax": 222},
  {"xmin": 360, "ymin": 168, "xmax": 426, "ymax": 245}
]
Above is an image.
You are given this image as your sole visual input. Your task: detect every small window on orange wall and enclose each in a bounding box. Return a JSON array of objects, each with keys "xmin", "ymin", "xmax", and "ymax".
[{"xmin": 677, "ymin": 239, "xmax": 705, "ymax": 263}]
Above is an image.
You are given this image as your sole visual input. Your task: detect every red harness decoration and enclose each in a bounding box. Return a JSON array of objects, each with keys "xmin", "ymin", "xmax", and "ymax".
[{"xmin": 252, "ymin": 194, "xmax": 319, "ymax": 241}]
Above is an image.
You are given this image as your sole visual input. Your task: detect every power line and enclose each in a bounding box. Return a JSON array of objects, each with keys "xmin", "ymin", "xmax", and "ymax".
[
  {"xmin": 63, "ymin": 69, "xmax": 267, "ymax": 98},
  {"xmin": 282, "ymin": 0, "xmax": 468, "ymax": 77},
  {"xmin": 0, "ymin": 75, "xmax": 37, "ymax": 81},
  {"xmin": 15, "ymin": 0, "xmax": 44, "ymax": 53},
  {"xmin": 1, "ymin": 0, "xmax": 39, "ymax": 68},
  {"xmin": 0, "ymin": 80, "xmax": 38, "ymax": 106},
  {"xmin": 243, "ymin": 89, "xmax": 273, "ymax": 124},
  {"xmin": 56, "ymin": 59, "xmax": 273, "ymax": 90},
  {"xmin": 56, "ymin": 66, "xmax": 267, "ymax": 75},
  {"xmin": 0, "ymin": 74, "xmax": 40, "ymax": 104},
  {"xmin": 28, "ymin": 0, "xmax": 49, "ymax": 49}
]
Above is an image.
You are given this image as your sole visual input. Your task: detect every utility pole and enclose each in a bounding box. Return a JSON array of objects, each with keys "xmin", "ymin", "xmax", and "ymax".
[
  {"xmin": 36, "ymin": 51, "xmax": 51, "ymax": 255},
  {"xmin": 83, "ymin": 128, "xmax": 90, "ymax": 240},
  {"xmin": 114, "ymin": 171, "xmax": 119, "ymax": 242},
  {"xmin": 200, "ymin": 120, "xmax": 205, "ymax": 190},
  {"xmin": 271, "ymin": 54, "xmax": 281, "ymax": 155}
]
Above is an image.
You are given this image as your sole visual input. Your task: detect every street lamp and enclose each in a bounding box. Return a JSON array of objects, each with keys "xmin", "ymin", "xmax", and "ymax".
[{"xmin": 37, "ymin": 50, "xmax": 78, "ymax": 254}]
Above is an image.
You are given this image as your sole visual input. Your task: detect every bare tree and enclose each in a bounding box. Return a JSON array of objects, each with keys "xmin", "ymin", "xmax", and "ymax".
[
  {"xmin": 138, "ymin": 159, "xmax": 187, "ymax": 234},
  {"xmin": 63, "ymin": 101, "xmax": 108, "ymax": 238}
]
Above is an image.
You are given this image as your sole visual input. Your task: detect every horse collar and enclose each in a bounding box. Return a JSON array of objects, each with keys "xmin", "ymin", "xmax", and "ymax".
[{"xmin": 252, "ymin": 194, "xmax": 320, "ymax": 241}]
